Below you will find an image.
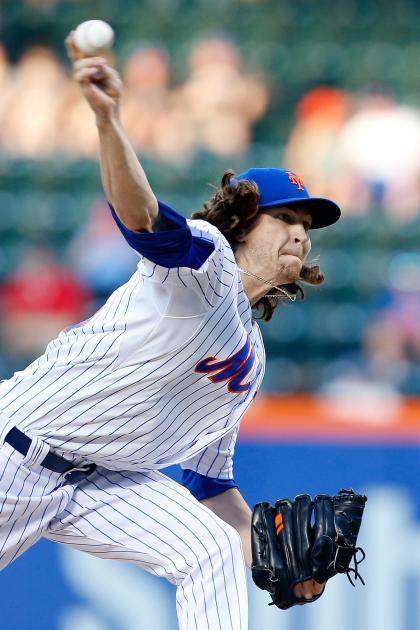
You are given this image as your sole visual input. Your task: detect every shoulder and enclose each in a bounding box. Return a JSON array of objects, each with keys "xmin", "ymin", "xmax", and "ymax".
[{"xmin": 187, "ymin": 217, "xmax": 231, "ymax": 252}]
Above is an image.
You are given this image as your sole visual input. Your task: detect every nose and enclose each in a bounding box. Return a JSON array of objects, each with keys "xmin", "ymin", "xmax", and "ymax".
[{"xmin": 291, "ymin": 223, "xmax": 309, "ymax": 245}]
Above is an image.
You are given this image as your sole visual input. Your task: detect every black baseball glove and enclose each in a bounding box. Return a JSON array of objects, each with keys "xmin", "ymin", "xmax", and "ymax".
[{"xmin": 251, "ymin": 489, "xmax": 367, "ymax": 610}]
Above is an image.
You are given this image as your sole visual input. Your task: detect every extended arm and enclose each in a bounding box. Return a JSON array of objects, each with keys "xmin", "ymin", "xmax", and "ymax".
[
  {"xmin": 96, "ymin": 118, "xmax": 158, "ymax": 231},
  {"xmin": 66, "ymin": 33, "xmax": 158, "ymax": 231}
]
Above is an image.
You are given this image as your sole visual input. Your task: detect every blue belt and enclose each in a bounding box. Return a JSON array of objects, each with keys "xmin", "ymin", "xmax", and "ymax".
[{"xmin": 4, "ymin": 426, "xmax": 96, "ymax": 483}]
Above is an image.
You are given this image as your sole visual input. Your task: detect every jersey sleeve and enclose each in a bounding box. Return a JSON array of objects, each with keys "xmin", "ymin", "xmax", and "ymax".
[
  {"xmin": 110, "ymin": 199, "xmax": 237, "ymax": 313},
  {"xmin": 181, "ymin": 471, "xmax": 238, "ymax": 501},
  {"xmin": 109, "ymin": 200, "xmax": 215, "ymax": 270}
]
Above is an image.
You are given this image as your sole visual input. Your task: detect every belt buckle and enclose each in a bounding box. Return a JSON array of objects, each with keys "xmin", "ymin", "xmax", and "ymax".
[
  {"xmin": 62, "ymin": 464, "xmax": 96, "ymax": 485},
  {"xmin": 63, "ymin": 464, "xmax": 92, "ymax": 480}
]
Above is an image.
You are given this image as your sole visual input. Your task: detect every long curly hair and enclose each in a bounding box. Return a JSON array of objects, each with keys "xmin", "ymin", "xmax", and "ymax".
[{"xmin": 191, "ymin": 169, "xmax": 324, "ymax": 322}]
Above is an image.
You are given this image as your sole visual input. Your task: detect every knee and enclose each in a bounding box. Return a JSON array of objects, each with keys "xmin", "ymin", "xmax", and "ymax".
[
  {"xmin": 220, "ymin": 522, "xmax": 244, "ymax": 564},
  {"xmin": 198, "ymin": 519, "xmax": 245, "ymax": 572}
]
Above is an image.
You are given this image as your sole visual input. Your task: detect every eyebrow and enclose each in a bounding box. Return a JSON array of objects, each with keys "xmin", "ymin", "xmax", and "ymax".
[{"xmin": 274, "ymin": 207, "xmax": 312, "ymax": 226}]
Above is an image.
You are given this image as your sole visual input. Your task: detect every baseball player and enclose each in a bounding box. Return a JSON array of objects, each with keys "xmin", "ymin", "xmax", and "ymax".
[{"xmin": 0, "ymin": 34, "xmax": 342, "ymax": 628}]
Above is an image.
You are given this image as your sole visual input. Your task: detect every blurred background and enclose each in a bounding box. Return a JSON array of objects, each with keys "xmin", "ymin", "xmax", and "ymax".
[{"xmin": 0, "ymin": 0, "xmax": 419, "ymax": 629}]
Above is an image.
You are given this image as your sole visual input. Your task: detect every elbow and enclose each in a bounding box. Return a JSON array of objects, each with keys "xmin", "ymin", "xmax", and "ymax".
[
  {"xmin": 114, "ymin": 194, "xmax": 159, "ymax": 233},
  {"xmin": 147, "ymin": 194, "xmax": 159, "ymax": 224},
  {"xmin": 140, "ymin": 196, "xmax": 159, "ymax": 232}
]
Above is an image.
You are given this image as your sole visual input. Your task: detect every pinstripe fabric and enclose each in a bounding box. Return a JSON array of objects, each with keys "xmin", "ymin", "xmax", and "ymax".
[
  {"xmin": 0, "ymin": 219, "xmax": 265, "ymax": 477},
  {"xmin": 0, "ymin": 214, "xmax": 264, "ymax": 628},
  {"xmin": 181, "ymin": 427, "xmax": 239, "ymax": 478},
  {"xmin": 0, "ymin": 446, "xmax": 248, "ymax": 628},
  {"xmin": 46, "ymin": 469, "xmax": 247, "ymax": 630},
  {"xmin": 0, "ymin": 438, "xmax": 73, "ymax": 570}
]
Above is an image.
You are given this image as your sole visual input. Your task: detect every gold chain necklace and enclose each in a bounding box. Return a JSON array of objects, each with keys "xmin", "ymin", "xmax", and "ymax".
[{"xmin": 237, "ymin": 267, "xmax": 296, "ymax": 301}]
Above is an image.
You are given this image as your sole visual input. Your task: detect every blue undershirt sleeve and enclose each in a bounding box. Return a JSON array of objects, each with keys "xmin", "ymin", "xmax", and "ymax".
[
  {"xmin": 109, "ymin": 200, "xmax": 215, "ymax": 270},
  {"xmin": 181, "ymin": 469, "xmax": 239, "ymax": 501}
]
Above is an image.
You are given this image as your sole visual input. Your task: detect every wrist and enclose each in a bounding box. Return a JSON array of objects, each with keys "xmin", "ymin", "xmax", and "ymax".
[{"xmin": 95, "ymin": 110, "xmax": 120, "ymax": 131}]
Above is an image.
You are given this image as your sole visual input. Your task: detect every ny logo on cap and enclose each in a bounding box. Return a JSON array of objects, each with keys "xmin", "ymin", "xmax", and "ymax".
[{"xmin": 287, "ymin": 171, "xmax": 305, "ymax": 191}]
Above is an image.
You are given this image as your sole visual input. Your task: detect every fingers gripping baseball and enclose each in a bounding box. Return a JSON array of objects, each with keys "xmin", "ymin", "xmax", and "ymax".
[{"xmin": 66, "ymin": 32, "xmax": 122, "ymax": 122}]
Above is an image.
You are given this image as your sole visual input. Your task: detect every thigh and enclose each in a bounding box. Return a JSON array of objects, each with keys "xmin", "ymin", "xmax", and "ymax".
[
  {"xmin": 46, "ymin": 469, "xmax": 248, "ymax": 629},
  {"xmin": 46, "ymin": 468, "xmax": 244, "ymax": 583},
  {"xmin": 0, "ymin": 442, "xmax": 73, "ymax": 569}
]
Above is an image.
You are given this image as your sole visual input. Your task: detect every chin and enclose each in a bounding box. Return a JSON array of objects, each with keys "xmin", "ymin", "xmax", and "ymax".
[{"xmin": 278, "ymin": 260, "xmax": 302, "ymax": 283}]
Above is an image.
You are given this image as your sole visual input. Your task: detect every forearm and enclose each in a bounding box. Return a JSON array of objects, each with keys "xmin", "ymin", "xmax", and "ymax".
[
  {"xmin": 96, "ymin": 116, "xmax": 158, "ymax": 232},
  {"xmin": 201, "ymin": 488, "xmax": 252, "ymax": 568},
  {"xmin": 67, "ymin": 36, "xmax": 159, "ymax": 233}
]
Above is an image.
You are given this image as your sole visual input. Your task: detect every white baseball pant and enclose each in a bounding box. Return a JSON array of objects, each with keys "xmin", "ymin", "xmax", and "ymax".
[{"xmin": 0, "ymin": 430, "xmax": 248, "ymax": 630}]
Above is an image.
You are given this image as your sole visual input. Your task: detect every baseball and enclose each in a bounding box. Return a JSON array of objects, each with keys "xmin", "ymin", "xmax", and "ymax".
[{"xmin": 74, "ymin": 20, "xmax": 114, "ymax": 55}]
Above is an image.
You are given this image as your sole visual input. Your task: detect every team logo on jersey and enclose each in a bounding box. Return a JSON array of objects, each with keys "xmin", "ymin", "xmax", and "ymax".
[
  {"xmin": 195, "ymin": 336, "xmax": 256, "ymax": 393},
  {"xmin": 287, "ymin": 171, "xmax": 305, "ymax": 191}
]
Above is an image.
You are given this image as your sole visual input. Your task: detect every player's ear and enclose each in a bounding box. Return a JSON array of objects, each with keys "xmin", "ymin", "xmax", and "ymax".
[{"xmin": 235, "ymin": 229, "xmax": 247, "ymax": 244}]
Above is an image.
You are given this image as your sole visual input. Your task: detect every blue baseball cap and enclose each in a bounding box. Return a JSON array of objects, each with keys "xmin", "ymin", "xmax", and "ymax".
[{"xmin": 233, "ymin": 168, "xmax": 341, "ymax": 229}]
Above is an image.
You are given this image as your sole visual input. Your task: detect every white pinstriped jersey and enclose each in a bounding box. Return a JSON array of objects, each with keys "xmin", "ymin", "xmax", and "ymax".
[{"xmin": 0, "ymin": 217, "xmax": 265, "ymax": 477}]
